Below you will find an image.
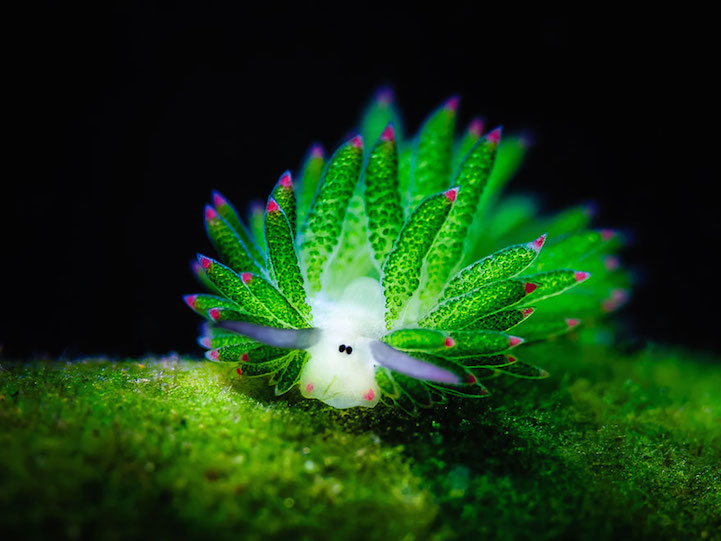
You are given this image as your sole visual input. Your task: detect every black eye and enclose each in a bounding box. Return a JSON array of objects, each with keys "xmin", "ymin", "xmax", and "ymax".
[
  {"xmin": 338, "ymin": 344, "xmax": 346, "ymax": 352},
  {"xmin": 346, "ymin": 346, "xmax": 353, "ymax": 355}
]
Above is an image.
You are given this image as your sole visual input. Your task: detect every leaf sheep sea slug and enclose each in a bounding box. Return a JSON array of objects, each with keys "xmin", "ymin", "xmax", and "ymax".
[{"xmin": 184, "ymin": 89, "xmax": 630, "ymax": 412}]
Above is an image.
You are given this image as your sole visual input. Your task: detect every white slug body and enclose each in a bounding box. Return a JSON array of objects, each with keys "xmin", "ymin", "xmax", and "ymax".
[{"xmin": 299, "ymin": 277, "xmax": 385, "ymax": 408}]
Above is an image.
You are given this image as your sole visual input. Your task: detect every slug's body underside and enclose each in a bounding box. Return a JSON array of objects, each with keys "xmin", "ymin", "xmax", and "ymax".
[{"xmin": 184, "ymin": 90, "xmax": 630, "ymax": 412}]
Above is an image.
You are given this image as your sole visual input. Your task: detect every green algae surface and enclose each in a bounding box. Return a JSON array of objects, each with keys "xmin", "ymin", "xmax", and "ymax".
[{"xmin": 1, "ymin": 343, "xmax": 719, "ymax": 540}]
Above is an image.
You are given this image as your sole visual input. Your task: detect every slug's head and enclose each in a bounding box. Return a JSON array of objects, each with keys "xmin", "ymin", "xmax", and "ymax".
[
  {"xmin": 299, "ymin": 332, "xmax": 380, "ymax": 409},
  {"xmin": 298, "ymin": 277, "xmax": 385, "ymax": 409}
]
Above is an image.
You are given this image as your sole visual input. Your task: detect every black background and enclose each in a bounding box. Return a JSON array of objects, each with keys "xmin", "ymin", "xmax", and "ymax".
[{"xmin": 5, "ymin": 4, "xmax": 717, "ymax": 358}]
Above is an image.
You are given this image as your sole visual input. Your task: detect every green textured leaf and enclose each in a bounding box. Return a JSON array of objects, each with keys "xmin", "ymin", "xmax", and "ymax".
[
  {"xmin": 211, "ymin": 191, "xmax": 264, "ymax": 264},
  {"xmin": 183, "ymin": 294, "xmax": 239, "ymax": 319},
  {"xmin": 196, "ymin": 255, "xmax": 282, "ymax": 326},
  {"xmin": 470, "ymin": 367, "xmax": 502, "ymax": 380},
  {"xmin": 419, "ymin": 278, "xmax": 536, "ymax": 330},
  {"xmin": 408, "ymin": 97, "xmax": 457, "ymax": 208},
  {"xmin": 531, "ymin": 285, "xmax": 629, "ymax": 321},
  {"xmin": 238, "ymin": 354, "xmax": 293, "ymax": 378},
  {"xmin": 496, "ymin": 359, "xmax": 549, "ymax": 379},
  {"xmin": 385, "ymin": 328, "xmax": 521, "ymax": 357},
  {"xmin": 270, "ymin": 171, "xmax": 297, "ymax": 237},
  {"xmin": 476, "ymin": 135, "xmax": 530, "ymax": 218},
  {"xmin": 532, "ymin": 230, "xmax": 618, "ymax": 271},
  {"xmin": 204, "ymin": 307, "xmax": 277, "ymax": 328},
  {"xmin": 296, "ymin": 145, "xmax": 325, "ymax": 226},
  {"xmin": 419, "ymin": 130, "xmax": 502, "ymax": 303},
  {"xmin": 238, "ymin": 272, "xmax": 308, "ymax": 329},
  {"xmin": 451, "ymin": 118, "xmax": 483, "ymax": 173},
  {"xmin": 198, "ymin": 324, "xmax": 258, "ymax": 349},
  {"xmin": 469, "ymin": 307, "xmax": 535, "ymax": 331},
  {"xmin": 360, "ymin": 87, "xmax": 404, "ymax": 149},
  {"xmin": 248, "ymin": 201, "xmax": 265, "ymax": 251},
  {"xmin": 274, "ymin": 350, "xmax": 309, "ymax": 395},
  {"xmin": 460, "ymin": 353, "xmax": 518, "ymax": 368},
  {"xmin": 442, "ymin": 234, "xmax": 544, "ymax": 300},
  {"xmin": 384, "ymin": 329, "xmax": 447, "ymax": 350},
  {"xmin": 205, "ymin": 206, "xmax": 262, "ymax": 275},
  {"xmin": 439, "ymin": 331, "xmax": 522, "ymax": 357},
  {"xmin": 191, "ymin": 260, "xmax": 222, "ymax": 295},
  {"xmin": 382, "ymin": 187, "xmax": 458, "ymax": 327},
  {"xmin": 522, "ymin": 269, "xmax": 591, "ymax": 304},
  {"xmin": 398, "ymin": 147, "xmax": 412, "ymax": 213},
  {"xmin": 364, "ymin": 125, "xmax": 404, "ymax": 269},
  {"xmin": 515, "ymin": 318, "xmax": 581, "ymax": 342},
  {"xmin": 300, "ymin": 136, "xmax": 364, "ymax": 294},
  {"xmin": 208, "ymin": 344, "xmax": 291, "ymax": 364},
  {"xmin": 264, "ymin": 199, "xmax": 311, "ymax": 320},
  {"xmin": 325, "ymin": 188, "xmax": 374, "ymax": 292}
]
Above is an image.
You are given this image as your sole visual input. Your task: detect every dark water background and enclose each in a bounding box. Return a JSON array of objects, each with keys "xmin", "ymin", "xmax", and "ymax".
[{"xmin": 4, "ymin": 5, "xmax": 716, "ymax": 357}]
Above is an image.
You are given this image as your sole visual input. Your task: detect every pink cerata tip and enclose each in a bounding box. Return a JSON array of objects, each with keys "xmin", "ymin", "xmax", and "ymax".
[
  {"xmin": 380, "ymin": 123, "xmax": 395, "ymax": 142},
  {"xmin": 279, "ymin": 171, "xmax": 292, "ymax": 188},
  {"xmin": 468, "ymin": 117, "xmax": 484, "ymax": 137},
  {"xmin": 199, "ymin": 255, "xmax": 212, "ymax": 270},
  {"xmin": 199, "ymin": 337, "xmax": 211, "ymax": 348},
  {"xmin": 363, "ymin": 388, "xmax": 375, "ymax": 401},
  {"xmin": 207, "ymin": 349, "xmax": 219, "ymax": 361},
  {"xmin": 204, "ymin": 205, "xmax": 217, "ymax": 221},
  {"xmin": 310, "ymin": 144, "xmax": 324, "ymax": 158},
  {"xmin": 486, "ymin": 127, "xmax": 502, "ymax": 144},
  {"xmin": 521, "ymin": 308, "xmax": 535, "ymax": 317},
  {"xmin": 376, "ymin": 87, "xmax": 394, "ymax": 105},
  {"xmin": 524, "ymin": 282, "xmax": 538, "ymax": 294},
  {"xmin": 212, "ymin": 191, "xmax": 227, "ymax": 207},
  {"xmin": 306, "ymin": 383, "xmax": 314, "ymax": 393},
  {"xmin": 267, "ymin": 199, "xmax": 279, "ymax": 212},
  {"xmin": 611, "ymin": 289, "xmax": 629, "ymax": 306},
  {"xmin": 184, "ymin": 295, "xmax": 197, "ymax": 308},
  {"xmin": 506, "ymin": 355, "xmax": 517, "ymax": 364},
  {"xmin": 444, "ymin": 95, "xmax": 460, "ymax": 112},
  {"xmin": 604, "ymin": 256, "xmax": 620, "ymax": 271},
  {"xmin": 208, "ymin": 308, "xmax": 221, "ymax": 321},
  {"xmin": 241, "ymin": 353, "xmax": 249, "ymax": 362},
  {"xmin": 236, "ymin": 367, "xmax": 243, "ymax": 376},
  {"xmin": 241, "ymin": 272, "xmax": 253, "ymax": 284},
  {"xmin": 601, "ymin": 229, "xmax": 616, "ymax": 241},
  {"xmin": 444, "ymin": 337, "xmax": 455, "ymax": 348},
  {"xmin": 575, "ymin": 271, "xmax": 591, "ymax": 282},
  {"xmin": 466, "ymin": 373, "xmax": 477, "ymax": 384},
  {"xmin": 350, "ymin": 135, "xmax": 363, "ymax": 148},
  {"xmin": 531, "ymin": 233, "xmax": 547, "ymax": 252},
  {"xmin": 508, "ymin": 336, "xmax": 524, "ymax": 348},
  {"xmin": 444, "ymin": 187, "xmax": 459, "ymax": 202},
  {"xmin": 565, "ymin": 318, "xmax": 581, "ymax": 328}
]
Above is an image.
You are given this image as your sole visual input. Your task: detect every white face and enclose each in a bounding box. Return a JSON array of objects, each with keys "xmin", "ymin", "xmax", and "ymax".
[{"xmin": 299, "ymin": 277, "xmax": 385, "ymax": 409}]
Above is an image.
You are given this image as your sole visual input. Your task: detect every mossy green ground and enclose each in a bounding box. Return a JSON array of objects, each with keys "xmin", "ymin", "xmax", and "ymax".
[{"xmin": 1, "ymin": 342, "xmax": 719, "ymax": 540}]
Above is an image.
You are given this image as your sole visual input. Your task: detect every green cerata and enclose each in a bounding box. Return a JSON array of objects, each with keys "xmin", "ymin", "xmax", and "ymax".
[{"xmin": 184, "ymin": 88, "xmax": 630, "ymax": 412}]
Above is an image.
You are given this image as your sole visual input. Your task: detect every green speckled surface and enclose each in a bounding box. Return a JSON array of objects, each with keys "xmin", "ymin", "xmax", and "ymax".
[{"xmin": 3, "ymin": 343, "xmax": 717, "ymax": 539}]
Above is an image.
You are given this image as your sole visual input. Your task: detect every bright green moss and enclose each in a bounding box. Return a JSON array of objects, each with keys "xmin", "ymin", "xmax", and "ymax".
[{"xmin": 1, "ymin": 344, "xmax": 719, "ymax": 540}]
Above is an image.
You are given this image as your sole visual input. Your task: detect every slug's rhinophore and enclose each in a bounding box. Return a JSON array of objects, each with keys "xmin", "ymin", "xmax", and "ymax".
[{"xmin": 184, "ymin": 90, "xmax": 630, "ymax": 412}]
